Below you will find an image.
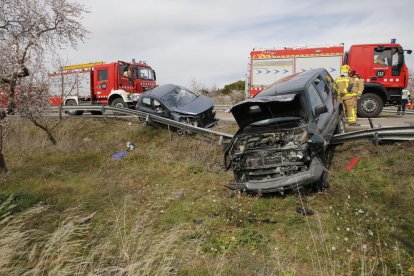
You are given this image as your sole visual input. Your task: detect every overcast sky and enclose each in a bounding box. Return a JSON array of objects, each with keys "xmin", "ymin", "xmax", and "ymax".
[{"xmin": 62, "ymin": 0, "xmax": 414, "ymax": 89}]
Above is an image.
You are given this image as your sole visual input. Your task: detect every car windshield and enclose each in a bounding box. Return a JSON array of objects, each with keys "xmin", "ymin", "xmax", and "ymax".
[{"xmin": 162, "ymin": 87, "xmax": 198, "ymax": 108}]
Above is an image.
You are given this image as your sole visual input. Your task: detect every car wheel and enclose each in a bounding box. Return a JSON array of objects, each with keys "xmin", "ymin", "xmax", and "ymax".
[
  {"xmin": 139, "ymin": 117, "xmax": 149, "ymax": 126},
  {"xmin": 65, "ymin": 99, "xmax": 83, "ymax": 116},
  {"xmin": 357, "ymin": 93, "xmax": 383, "ymax": 118},
  {"xmin": 177, "ymin": 118, "xmax": 196, "ymax": 136},
  {"xmin": 315, "ymin": 170, "xmax": 329, "ymax": 192},
  {"xmin": 335, "ymin": 109, "xmax": 346, "ymax": 134}
]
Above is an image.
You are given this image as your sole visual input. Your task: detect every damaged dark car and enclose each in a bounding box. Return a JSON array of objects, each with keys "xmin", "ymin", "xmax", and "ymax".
[
  {"xmin": 136, "ymin": 84, "xmax": 216, "ymax": 134},
  {"xmin": 224, "ymin": 68, "xmax": 345, "ymax": 193}
]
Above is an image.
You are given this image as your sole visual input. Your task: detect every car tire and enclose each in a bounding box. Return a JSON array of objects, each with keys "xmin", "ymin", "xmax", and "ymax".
[
  {"xmin": 335, "ymin": 109, "xmax": 346, "ymax": 134},
  {"xmin": 65, "ymin": 99, "xmax": 83, "ymax": 116},
  {"xmin": 357, "ymin": 93, "xmax": 383, "ymax": 118},
  {"xmin": 315, "ymin": 170, "xmax": 329, "ymax": 192}
]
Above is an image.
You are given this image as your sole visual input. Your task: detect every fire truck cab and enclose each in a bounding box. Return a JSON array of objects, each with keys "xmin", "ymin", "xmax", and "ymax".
[
  {"xmin": 345, "ymin": 43, "xmax": 411, "ymax": 117},
  {"xmin": 49, "ymin": 60, "xmax": 156, "ymax": 114}
]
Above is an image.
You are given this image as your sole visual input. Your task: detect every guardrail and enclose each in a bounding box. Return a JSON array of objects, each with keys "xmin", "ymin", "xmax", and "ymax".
[
  {"xmin": 330, "ymin": 126, "xmax": 414, "ymax": 145},
  {"xmin": 382, "ymin": 107, "xmax": 414, "ymax": 115},
  {"xmin": 51, "ymin": 105, "xmax": 234, "ymax": 141},
  {"xmin": 51, "ymin": 106, "xmax": 414, "ymax": 147}
]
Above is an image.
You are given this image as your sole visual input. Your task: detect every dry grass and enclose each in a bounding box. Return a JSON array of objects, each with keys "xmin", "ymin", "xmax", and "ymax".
[{"xmin": 0, "ymin": 118, "xmax": 413, "ymax": 275}]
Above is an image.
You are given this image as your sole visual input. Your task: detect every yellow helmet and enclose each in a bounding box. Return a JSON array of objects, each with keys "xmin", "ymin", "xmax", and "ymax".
[{"xmin": 340, "ymin": 64, "xmax": 350, "ymax": 73}]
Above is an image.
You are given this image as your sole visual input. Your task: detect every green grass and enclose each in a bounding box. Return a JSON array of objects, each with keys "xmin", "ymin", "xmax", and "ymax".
[{"xmin": 0, "ymin": 118, "xmax": 413, "ymax": 275}]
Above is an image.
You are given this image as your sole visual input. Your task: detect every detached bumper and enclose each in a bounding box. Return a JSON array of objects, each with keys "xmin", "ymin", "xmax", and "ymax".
[{"xmin": 225, "ymin": 157, "xmax": 324, "ymax": 193}]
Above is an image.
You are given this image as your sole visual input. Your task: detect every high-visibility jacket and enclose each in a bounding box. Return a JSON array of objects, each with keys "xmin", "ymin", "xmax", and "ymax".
[
  {"xmin": 335, "ymin": 75, "xmax": 350, "ymax": 96},
  {"xmin": 349, "ymin": 76, "xmax": 364, "ymax": 96},
  {"xmin": 336, "ymin": 75, "xmax": 359, "ymax": 99}
]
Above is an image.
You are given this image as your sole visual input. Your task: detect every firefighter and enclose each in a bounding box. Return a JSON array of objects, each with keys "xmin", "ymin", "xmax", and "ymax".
[
  {"xmin": 335, "ymin": 65, "xmax": 358, "ymax": 126},
  {"xmin": 335, "ymin": 65, "xmax": 350, "ymax": 98},
  {"xmin": 346, "ymin": 69, "xmax": 363, "ymax": 126}
]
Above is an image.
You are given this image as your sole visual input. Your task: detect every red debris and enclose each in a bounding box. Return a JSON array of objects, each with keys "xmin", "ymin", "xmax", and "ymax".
[{"xmin": 345, "ymin": 157, "xmax": 361, "ymax": 171}]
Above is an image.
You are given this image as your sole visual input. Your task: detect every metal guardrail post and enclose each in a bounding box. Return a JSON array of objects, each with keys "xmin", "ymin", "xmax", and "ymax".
[{"xmin": 373, "ymin": 131, "xmax": 379, "ymax": 146}]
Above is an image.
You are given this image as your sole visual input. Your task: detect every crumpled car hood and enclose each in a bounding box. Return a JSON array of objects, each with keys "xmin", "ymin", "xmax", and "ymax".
[
  {"xmin": 172, "ymin": 95, "xmax": 214, "ymax": 115},
  {"xmin": 230, "ymin": 94, "xmax": 301, "ymax": 128}
]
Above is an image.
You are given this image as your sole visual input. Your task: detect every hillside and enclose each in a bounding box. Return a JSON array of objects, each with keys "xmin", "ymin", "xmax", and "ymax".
[{"xmin": 0, "ymin": 118, "xmax": 413, "ymax": 275}]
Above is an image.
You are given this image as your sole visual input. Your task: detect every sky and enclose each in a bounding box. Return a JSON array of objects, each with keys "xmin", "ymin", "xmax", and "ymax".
[{"xmin": 61, "ymin": 0, "xmax": 414, "ymax": 89}]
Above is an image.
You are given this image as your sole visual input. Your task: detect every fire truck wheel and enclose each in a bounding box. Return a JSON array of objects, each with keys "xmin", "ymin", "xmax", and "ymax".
[
  {"xmin": 357, "ymin": 93, "xmax": 383, "ymax": 118},
  {"xmin": 111, "ymin": 98, "xmax": 128, "ymax": 109},
  {"xmin": 65, "ymin": 99, "xmax": 83, "ymax": 116}
]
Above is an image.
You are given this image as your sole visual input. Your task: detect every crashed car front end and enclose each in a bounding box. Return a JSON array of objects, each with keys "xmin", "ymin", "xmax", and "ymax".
[
  {"xmin": 225, "ymin": 121, "xmax": 324, "ymax": 193},
  {"xmin": 225, "ymin": 94, "xmax": 326, "ymax": 193}
]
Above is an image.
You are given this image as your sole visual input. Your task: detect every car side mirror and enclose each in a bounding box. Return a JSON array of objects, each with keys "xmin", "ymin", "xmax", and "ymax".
[{"xmin": 314, "ymin": 104, "xmax": 328, "ymax": 116}]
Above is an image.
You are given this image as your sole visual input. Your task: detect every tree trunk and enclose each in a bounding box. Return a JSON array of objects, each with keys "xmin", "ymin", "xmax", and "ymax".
[{"xmin": 0, "ymin": 152, "xmax": 7, "ymax": 173}]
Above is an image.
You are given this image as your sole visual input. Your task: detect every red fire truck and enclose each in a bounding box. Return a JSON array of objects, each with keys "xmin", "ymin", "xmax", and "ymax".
[
  {"xmin": 49, "ymin": 60, "xmax": 157, "ymax": 114},
  {"xmin": 246, "ymin": 41, "xmax": 412, "ymax": 117}
]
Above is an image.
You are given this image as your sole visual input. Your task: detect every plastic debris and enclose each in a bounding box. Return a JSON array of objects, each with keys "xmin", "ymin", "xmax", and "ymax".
[
  {"xmin": 126, "ymin": 142, "xmax": 135, "ymax": 151},
  {"xmin": 112, "ymin": 151, "xmax": 126, "ymax": 159},
  {"xmin": 345, "ymin": 157, "xmax": 360, "ymax": 171}
]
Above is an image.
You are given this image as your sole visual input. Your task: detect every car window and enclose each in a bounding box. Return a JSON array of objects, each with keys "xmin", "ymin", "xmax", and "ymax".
[
  {"xmin": 313, "ymin": 75, "xmax": 329, "ymax": 101},
  {"xmin": 324, "ymin": 73, "xmax": 334, "ymax": 90},
  {"xmin": 142, "ymin": 97, "xmax": 151, "ymax": 108},
  {"xmin": 153, "ymin": 99, "xmax": 161, "ymax": 108},
  {"xmin": 308, "ymin": 84, "xmax": 324, "ymax": 112},
  {"xmin": 162, "ymin": 87, "xmax": 198, "ymax": 108}
]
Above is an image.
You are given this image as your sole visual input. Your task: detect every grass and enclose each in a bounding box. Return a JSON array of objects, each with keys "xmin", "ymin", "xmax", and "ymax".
[{"xmin": 0, "ymin": 117, "xmax": 413, "ymax": 275}]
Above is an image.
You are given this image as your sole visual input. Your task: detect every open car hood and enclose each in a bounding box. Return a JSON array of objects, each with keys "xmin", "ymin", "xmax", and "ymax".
[{"xmin": 230, "ymin": 94, "xmax": 305, "ymax": 129}]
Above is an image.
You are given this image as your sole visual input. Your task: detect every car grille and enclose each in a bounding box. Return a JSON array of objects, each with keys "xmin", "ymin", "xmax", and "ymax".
[{"xmin": 197, "ymin": 107, "xmax": 216, "ymax": 127}]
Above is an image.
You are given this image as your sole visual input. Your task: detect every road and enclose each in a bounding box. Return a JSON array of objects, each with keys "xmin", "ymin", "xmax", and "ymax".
[{"xmin": 215, "ymin": 108, "xmax": 414, "ymax": 130}]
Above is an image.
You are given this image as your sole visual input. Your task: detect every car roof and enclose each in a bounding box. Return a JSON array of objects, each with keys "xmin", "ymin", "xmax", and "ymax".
[
  {"xmin": 146, "ymin": 84, "xmax": 178, "ymax": 98},
  {"xmin": 255, "ymin": 68, "xmax": 326, "ymax": 97}
]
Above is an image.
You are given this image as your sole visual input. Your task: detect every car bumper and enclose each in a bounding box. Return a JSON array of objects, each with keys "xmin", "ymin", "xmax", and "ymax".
[{"xmin": 225, "ymin": 157, "xmax": 324, "ymax": 193}]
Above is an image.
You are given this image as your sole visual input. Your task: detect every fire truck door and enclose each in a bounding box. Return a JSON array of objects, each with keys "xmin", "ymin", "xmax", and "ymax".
[
  {"xmin": 95, "ymin": 69, "xmax": 109, "ymax": 100},
  {"xmin": 119, "ymin": 63, "xmax": 133, "ymax": 92}
]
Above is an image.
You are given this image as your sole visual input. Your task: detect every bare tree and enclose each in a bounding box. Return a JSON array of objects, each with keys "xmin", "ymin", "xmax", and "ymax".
[
  {"xmin": 15, "ymin": 55, "xmax": 60, "ymax": 144},
  {"xmin": 0, "ymin": 0, "xmax": 89, "ymax": 113},
  {"xmin": 0, "ymin": 0, "xmax": 88, "ymax": 147}
]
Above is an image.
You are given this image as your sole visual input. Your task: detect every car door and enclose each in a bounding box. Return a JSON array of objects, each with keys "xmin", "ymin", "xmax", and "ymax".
[
  {"xmin": 307, "ymin": 83, "xmax": 331, "ymax": 139},
  {"xmin": 138, "ymin": 96, "xmax": 170, "ymax": 119},
  {"xmin": 138, "ymin": 96, "xmax": 154, "ymax": 114},
  {"xmin": 151, "ymin": 98, "xmax": 170, "ymax": 118},
  {"xmin": 314, "ymin": 71, "xmax": 338, "ymax": 137}
]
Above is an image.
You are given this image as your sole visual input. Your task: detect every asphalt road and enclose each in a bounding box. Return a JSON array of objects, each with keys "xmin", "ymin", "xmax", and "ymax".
[{"xmin": 215, "ymin": 108, "xmax": 414, "ymax": 130}]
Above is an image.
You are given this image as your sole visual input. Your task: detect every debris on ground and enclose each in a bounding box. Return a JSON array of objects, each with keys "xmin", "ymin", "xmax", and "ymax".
[
  {"xmin": 126, "ymin": 142, "xmax": 135, "ymax": 151},
  {"xmin": 345, "ymin": 157, "xmax": 361, "ymax": 171},
  {"xmin": 295, "ymin": 205, "xmax": 314, "ymax": 216},
  {"xmin": 112, "ymin": 151, "xmax": 126, "ymax": 159}
]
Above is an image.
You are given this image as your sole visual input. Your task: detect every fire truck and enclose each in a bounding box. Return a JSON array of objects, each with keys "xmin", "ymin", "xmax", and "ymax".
[
  {"xmin": 246, "ymin": 41, "xmax": 412, "ymax": 117},
  {"xmin": 49, "ymin": 60, "xmax": 157, "ymax": 115}
]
